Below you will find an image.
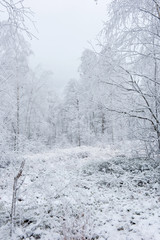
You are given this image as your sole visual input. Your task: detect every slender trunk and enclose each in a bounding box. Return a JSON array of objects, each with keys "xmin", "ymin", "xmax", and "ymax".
[
  {"xmin": 16, "ymin": 76, "xmax": 20, "ymax": 151},
  {"xmin": 10, "ymin": 177, "xmax": 18, "ymax": 236},
  {"xmin": 10, "ymin": 160, "xmax": 25, "ymax": 237},
  {"xmin": 153, "ymin": 38, "xmax": 160, "ymax": 152},
  {"xmin": 76, "ymin": 99, "xmax": 81, "ymax": 146},
  {"xmin": 156, "ymin": 129, "xmax": 160, "ymax": 152},
  {"xmin": 101, "ymin": 112, "xmax": 105, "ymax": 135}
]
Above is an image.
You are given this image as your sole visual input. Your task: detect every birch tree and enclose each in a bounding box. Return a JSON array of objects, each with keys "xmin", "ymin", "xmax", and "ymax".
[{"xmin": 96, "ymin": 0, "xmax": 160, "ymax": 152}]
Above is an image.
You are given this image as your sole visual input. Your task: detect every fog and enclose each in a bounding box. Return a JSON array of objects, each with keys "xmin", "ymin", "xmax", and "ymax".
[{"xmin": 27, "ymin": 0, "xmax": 107, "ymax": 91}]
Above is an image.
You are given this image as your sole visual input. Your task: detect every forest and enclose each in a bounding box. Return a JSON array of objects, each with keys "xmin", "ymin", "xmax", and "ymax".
[{"xmin": 0, "ymin": 0, "xmax": 160, "ymax": 239}]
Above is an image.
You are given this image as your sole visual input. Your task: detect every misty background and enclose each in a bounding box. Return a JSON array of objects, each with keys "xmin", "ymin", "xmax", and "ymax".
[{"xmin": 27, "ymin": 0, "xmax": 107, "ymax": 92}]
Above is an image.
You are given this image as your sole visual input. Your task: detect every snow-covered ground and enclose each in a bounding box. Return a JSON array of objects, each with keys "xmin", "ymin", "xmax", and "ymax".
[{"xmin": 0, "ymin": 143, "xmax": 160, "ymax": 239}]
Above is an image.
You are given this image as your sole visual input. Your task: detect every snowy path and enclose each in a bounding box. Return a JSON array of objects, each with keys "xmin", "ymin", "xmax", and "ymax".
[{"xmin": 0, "ymin": 146, "xmax": 160, "ymax": 239}]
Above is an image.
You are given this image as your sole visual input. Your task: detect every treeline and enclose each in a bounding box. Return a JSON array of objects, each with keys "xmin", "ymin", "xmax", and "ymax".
[
  {"xmin": 44, "ymin": 0, "xmax": 160, "ymax": 153},
  {"xmin": 1, "ymin": 0, "xmax": 160, "ymax": 156}
]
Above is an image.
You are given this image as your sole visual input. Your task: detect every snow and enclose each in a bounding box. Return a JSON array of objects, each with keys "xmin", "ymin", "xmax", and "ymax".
[{"xmin": 0, "ymin": 144, "xmax": 160, "ymax": 239}]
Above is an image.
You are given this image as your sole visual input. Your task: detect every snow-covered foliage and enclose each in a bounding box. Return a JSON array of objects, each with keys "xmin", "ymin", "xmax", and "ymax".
[
  {"xmin": 1, "ymin": 0, "xmax": 160, "ymax": 239},
  {"xmin": 0, "ymin": 145, "xmax": 160, "ymax": 239},
  {"xmin": 1, "ymin": 0, "xmax": 160, "ymax": 152}
]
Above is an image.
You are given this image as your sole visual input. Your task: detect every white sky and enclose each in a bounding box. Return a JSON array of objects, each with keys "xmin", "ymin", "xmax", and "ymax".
[{"xmin": 27, "ymin": 0, "xmax": 108, "ymax": 92}]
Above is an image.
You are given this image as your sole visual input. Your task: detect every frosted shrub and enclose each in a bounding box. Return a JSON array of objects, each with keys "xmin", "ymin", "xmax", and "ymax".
[{"xmin": 59, "ymin": 201, "xmax": 95, "ymax": 240}]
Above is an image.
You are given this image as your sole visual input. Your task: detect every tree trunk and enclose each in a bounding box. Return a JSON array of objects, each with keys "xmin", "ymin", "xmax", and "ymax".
[{"xmin": 10, "ymin": 160, "xmax": 25, "ymax": 237}]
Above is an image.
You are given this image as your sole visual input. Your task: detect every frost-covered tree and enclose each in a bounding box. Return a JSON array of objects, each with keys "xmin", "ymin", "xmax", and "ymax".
[
  {"xmin": 95, "ymin": 0, "xmax": 160, "ymax": 152},
  {"xmin": 63, "ymin": 79, "xmax": 82, "ymax": 146}
]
